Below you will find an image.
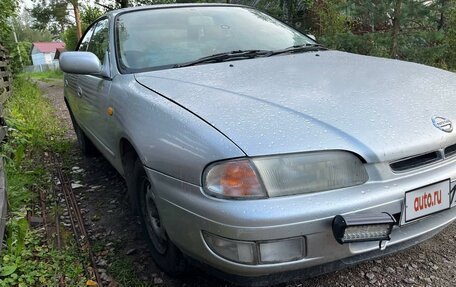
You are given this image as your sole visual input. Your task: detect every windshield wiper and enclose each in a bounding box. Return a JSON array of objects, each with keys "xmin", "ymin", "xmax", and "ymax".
[
  {"xmin": 174, "ymin": 50, "xmax": 272, "ymax": 68},
  {"xmin": 269, "ymin": 44, "xmax": 327, "ymax": 56}
]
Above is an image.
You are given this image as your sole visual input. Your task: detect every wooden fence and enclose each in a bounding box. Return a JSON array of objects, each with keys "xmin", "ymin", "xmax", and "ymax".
[
  {"xmin": 0, "ymin": 45, "xmax": 9, "ymax": 245},
  {"xmin": 0, "ymin": 44, "xmax": 11, "ymax": 105}
]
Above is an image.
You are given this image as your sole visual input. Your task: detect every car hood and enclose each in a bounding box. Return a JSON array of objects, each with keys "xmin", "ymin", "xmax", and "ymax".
[{"xmin": 135, "ymin": 51, "xmax": 456, "ymax": 163}]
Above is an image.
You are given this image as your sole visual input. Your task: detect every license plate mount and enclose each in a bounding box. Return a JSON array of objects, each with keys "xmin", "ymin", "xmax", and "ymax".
[{"xmin": 401, "ymin": 180, "xmax": 451, "ymax": 225}]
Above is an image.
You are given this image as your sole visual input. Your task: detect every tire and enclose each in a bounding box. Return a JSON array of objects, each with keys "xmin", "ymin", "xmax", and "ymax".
[
  {"xmin": 67, "ymin": 107, "xmax": 97, "ymax": 156},
  {"xmin": 133, "ymin": 158, "xmax": 187, "ymax": 275}
]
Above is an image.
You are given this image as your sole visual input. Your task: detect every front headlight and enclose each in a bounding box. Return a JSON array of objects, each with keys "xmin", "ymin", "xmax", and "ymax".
[
  {"xmin": 203, "ymin": 151, "xmax": 368, "ymax": 199},
  {"xmin": 253, "ymin": 151, "xmax": 368, "ymax": 197}
]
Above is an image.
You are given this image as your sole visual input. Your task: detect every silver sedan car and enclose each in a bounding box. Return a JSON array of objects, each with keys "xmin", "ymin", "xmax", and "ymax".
[{"xmin": 60, "ymin": 4, "xmax": 456, "ymax": 285}]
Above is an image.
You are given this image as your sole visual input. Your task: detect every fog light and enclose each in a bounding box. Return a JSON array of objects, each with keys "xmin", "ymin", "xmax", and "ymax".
[
  {"xmin": 203, "ymin": 232, "xmax": 306, "ymax": 265},
  {"xmin": 332, "ymin": 213, "xmax": 396, "ymax": 244},
  {"xmin": 203, "ymin": 232, "xmax": 256, "ymax": 264},
  {"xmin": 259, "ymin": 237, "xmax": 305, "ymax": 264}
]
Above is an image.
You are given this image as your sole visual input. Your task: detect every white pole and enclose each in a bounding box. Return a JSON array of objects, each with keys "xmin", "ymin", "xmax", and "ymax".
[{"xmin": 11, "ymin": 22, "xmax": 23, "ymax": 68}]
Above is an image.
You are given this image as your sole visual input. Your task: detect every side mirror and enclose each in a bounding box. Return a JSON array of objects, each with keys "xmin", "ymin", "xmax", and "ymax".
[
  {"xmin": 307, "ymin": 34, "xmax": 317, "ymax": 41},
  {"xmin": 60, "ymin": 51, "xmax": 102, "ymax": 74}
]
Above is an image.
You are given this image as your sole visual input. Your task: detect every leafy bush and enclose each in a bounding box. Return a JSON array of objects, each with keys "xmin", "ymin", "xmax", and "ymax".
[
  {"xmin": 446, "ymin": 3, "xmax": 456, "ymax": 70},
  {"xmin": 320, "ymin": 30, "xmax": 449, "ymax": 69},
  {"xmin": 1, "ymin": 77, "xmax": 62, "ymax": 211},
  {"xmin": 4, "ymin": 77, "xmax": 63, "ymax": 154},
  {"xmin": 321, "ymin": 32, "xmax": 391, "ymax": 58},
  {"xmin": 0, "ymin": 76, "xmax": 86, "ymax": 286},
  {"xmin": 399, "ymin": 31, "xmax": 447, "ymax": 68},
  {"xmin": 1, "ymin": 213, "xmax": 87, "ymax": 287}
]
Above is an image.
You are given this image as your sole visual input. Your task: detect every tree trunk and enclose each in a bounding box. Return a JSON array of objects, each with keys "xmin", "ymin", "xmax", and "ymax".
[
  {"xmin": 437, "ymin": 0, "xmax": 447, "ymax": 30},
  {"xmin": 71, "ymin": 0, "xmax": 82, "ymax": 41},
  {"xmin": 120, "ymin": 0, "xmax": 129, "ymax": 8},
  {"xmin": 390, "ymin": 0, "xmax": 402, "ymax": 59}
]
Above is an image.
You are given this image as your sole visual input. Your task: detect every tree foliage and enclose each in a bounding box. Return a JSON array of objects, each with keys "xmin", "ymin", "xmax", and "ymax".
[
  {"xmin": 30, "ymin": 0, "xmax": 71, "ymax": 37},
  {"xmin": 13, "ymin": 19, "xmax": 53, "ymax": 43},
  {"xmin": 81, "ymin": 5, "xmax": 104, "ymax": 24},
  {"xmin": 0, "ymin": 0, "xmax": 17, "ymax": 44},
  {"xmin": 249, "ymin": 0, "xmax": 456, "ymax": 70},
  {"xmin": 1, "ymin": 0, "xmax": 455, "ymax": 72},
  {"xmin": 0, "ymin": 0, "xmax": 24, "ymax": 73},
  {"xmin": 446, "ymin": 0, "xmax": 456, "ymax": 70},
  {"xmin": 63, "ymin": 24, "xmax": 88, "ymax": 51},
  {"xmin": 63, "ymin": 5, "xmax": 102, "ymax": 51},
  {"xmin": 10, "ymin": 41, "xmax": 32, "ymax": 67}
]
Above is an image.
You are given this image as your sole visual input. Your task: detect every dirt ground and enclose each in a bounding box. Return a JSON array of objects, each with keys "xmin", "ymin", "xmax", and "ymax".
[{"xmin": 38, "ymin": 79, "xmax": 456, "ymax": 287}]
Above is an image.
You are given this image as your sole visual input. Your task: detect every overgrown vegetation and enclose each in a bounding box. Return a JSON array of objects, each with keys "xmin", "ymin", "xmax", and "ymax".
[
  {"xmin": 25, "ymin": 70, "xmax": 64, "ymax": 81},
  {"xmin": 108, "ymin": 256, "xmax": 154, "ymax": 287},
  {"xmin": 0, "ymin": 76, "xmax": 87, "ymax": 286},
  {"xmin": 248, "ymin": 0, "xmax": 456, "ymax": 70},
  {"xmin": 2, "ymin": 77, "xmax": 64, "ymax": 210}
]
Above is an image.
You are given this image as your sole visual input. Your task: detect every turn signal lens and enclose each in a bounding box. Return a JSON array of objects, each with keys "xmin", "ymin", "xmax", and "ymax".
[{"xmin": 203, "ymin": 159, "xmax": 267, "ymax": 199}]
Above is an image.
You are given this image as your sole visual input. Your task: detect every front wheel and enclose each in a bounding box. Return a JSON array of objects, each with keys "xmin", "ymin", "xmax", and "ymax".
[{"xmin": 133, "ymin": 158, "xmax": 187, "ymax": 275}]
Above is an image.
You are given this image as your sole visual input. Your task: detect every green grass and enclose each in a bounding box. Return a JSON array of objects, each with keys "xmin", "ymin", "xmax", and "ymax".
[
  {"xmin": 5, "ymin": 76, "xmax": 65, "ymax": 152},
  {"xmin": 2, "ymin": 76, "xmax": 68, "ymax": 211},
  {"xmin": 5, "ymin": 166, "xmax": 47, "ymax": 212},
  {"xmin": 108, "ymin": 257, "xmax": 154, "ymax": 287},
  {"xmin": 24, "ymin": 70, "xmax": 63, "ymax": 81},
  {"xmin": 0, "ymin": 226, "xmax": 87, "ymax": 287},
  {"xmin": 0, "ymin": 75, "xmax": 87, "ymax": 286}
]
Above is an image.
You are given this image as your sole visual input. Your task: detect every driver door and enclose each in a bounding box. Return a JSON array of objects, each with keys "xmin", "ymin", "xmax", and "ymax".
[{"xmin": 77, "ymin": 18, "xmax": 116, "ymax": 160}]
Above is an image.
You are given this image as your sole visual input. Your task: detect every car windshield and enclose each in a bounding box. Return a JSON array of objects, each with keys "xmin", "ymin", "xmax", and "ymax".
[{"xmin": 116, "ymin": 6, "xmax": 315, "ymax": 72}]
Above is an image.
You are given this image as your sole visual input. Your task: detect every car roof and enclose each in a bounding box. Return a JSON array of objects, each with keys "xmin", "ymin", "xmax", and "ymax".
[{"xmin": 105, "ymin": 3, "xmax": 249, "ymax": 17}]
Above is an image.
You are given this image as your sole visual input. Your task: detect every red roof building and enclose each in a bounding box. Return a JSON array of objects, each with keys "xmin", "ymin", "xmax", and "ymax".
[{"xmin": 31, "ymin": 42, "xmax": 66, "ymax": 66}]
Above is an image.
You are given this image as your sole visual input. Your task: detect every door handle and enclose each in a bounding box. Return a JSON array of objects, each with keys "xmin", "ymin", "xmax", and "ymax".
[{"xmin": 77, "ymin": 87, "xmax": 83, "ymax": 97}]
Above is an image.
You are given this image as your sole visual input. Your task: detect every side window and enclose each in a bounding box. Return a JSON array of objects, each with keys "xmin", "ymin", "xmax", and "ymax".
[
  {"xmin": 78, "ymin": 26, "xmax": 96, "ymax": 51},
  {"xmin": 87, "ymin": 19, "xmax": 109, "ymax": 63}
]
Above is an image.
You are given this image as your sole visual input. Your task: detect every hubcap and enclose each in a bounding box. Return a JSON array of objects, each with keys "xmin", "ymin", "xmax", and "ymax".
[{"xmin": 141, "ymin": 177, "xmax": 168, "ymax": 254}]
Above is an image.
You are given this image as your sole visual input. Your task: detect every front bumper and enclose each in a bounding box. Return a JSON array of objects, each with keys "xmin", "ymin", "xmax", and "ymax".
[{"xmin": 145, "ymin": 157, "xmax": 456, "ymax": 278}]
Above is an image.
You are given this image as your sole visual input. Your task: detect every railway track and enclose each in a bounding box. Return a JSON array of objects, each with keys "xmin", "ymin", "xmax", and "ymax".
[{"xmin": 53, "ymin": 155, "xmax": 103, "ymax": 286}]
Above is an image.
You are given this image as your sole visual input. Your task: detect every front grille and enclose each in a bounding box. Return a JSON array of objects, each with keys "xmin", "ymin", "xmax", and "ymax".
[
  {"xmin": 444, "ymin": 143, "xmax": 456, "ymax": 158},
  {"xmin": 390, "ymin": 151, "xmax": 442, "ymax": 172}
]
